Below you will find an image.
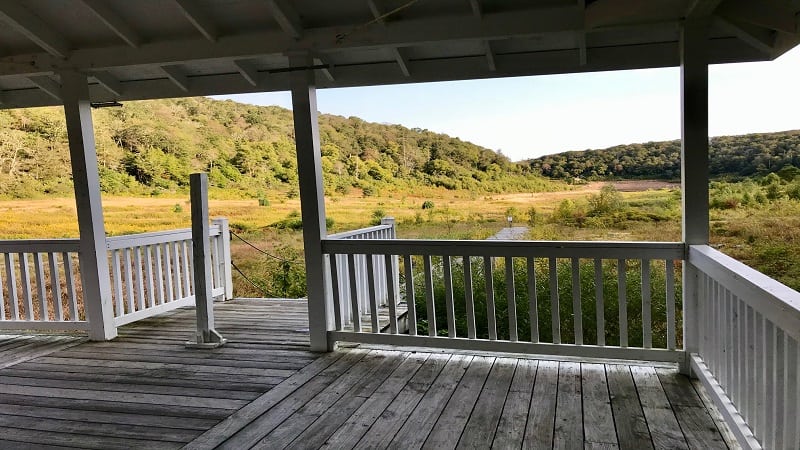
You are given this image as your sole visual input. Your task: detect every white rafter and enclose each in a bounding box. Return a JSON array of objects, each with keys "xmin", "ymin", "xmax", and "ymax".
[
  {"xmin": 483, "ymin": 41, "xmax": 496, "ymax": 71},
  {"xmin": 578, "ymin": 0, "xmax": 587, "ymax": 66},
  {"xmin": 80, "ymin": 0, "xmax": 141, "ymax": 47},
  {"xmin": 686, "ymin": 0, "xmax": 724, "ymax": 18},
  {"xmin": 717, "ymin": 16, "xmax": 776, "ymax": 55},
  {"xmin": 314, "ymin": 57, "xmax": 335, "ymax": 82},
  {"xmin": 5, "ymin": 5, "xmax": 585, "ymax": 73},
  {"xmin": 161, "ymin": 65, "xmax": 190, "ymax": 92},
  {"xmin": 92, "ymin": 71, "xmax": 123, "ymax": 96},
  {"xmin": 232, "ymin": 59, "xmax": 259, "ymax": 87},
  {"xmin": 173, "ymin": 0, "xmax": 218, "ymax": 42},
  {"xmin": 266, "ymin": 0, "xmax": 304, "ymax": 39},
  {"xmin": 391, "ymin": 47, "xmax": 410, "ymax": 77},
  {"xmin": 28, "ymin": 75, "xmax": 62, "ymax": 100},
  {"xmin": 0, "ymin": 1, "xmax": 70, "ymax": 58},
  {"xmin": 469, "ymin": 0, "xmax": 482, "ymax": 18},
  {"xmin": 368, "ymin": 0, "xmax": 411, "ymax": 76},
  {"xmin": 367, "ymin": 0, "xmax": 383, "ymax": 24}
]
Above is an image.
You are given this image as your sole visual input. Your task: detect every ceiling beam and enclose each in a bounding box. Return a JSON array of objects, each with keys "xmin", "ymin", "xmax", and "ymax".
[
  {"xmin": 390, "ymin": 47, "xmax": 410, "ymax": 77},
  {"xmin": 314, "ymin": 57, "xmax": 335, "ymax": 82},
  {"xmin": 469, "ymin": 0, "xmax": 482, "ymax": 18},
  {"xmin": 716, "ymin": 16, "xmax": 776, "ymax": 56},
  {"xmin": 91, "ymin": 71, "xmax": 123, "ymax": 96},
  {"xmin": 367, "ymin": 0, "xmax": 383, "ymax": 24},
  {"xmin": 483, "ymin": 41, "xmax": 496, "ymax": 71},
  {"xmin": 685, "ymin": 0, "xmax": 724, "ymax": 19},
  {"xmin": 80, "ymin": 0, "xmax": 141, "ymax": 47},
  {"xmin": 232, "ymin": 59, "xmax": 259, "ymax": 86},
  {"xmin": 266, "ymin": 0, "xmax": 303, "ymax": 39},
  {"xmin": 717, "ymin": 0, "xmax": 797, "ymax": 34},
  {"xmin": 173, "ymin": 0, "xmax": 218, "ymax": 42},
  {"xmin": 578, "ymin": 0, "xmax": 587, "ymax": 66},
  {"xmin": 161, "ymin": 65, "xmax": 189, "ymax": 92},
  {"xmin": 28, "ymin": 75, "xmax": 61, "ymax": 100},
  {"xmin": 0, "ymin": 1, "xmax": 70, "ymax": 58},
  {"xmin": 0, "ymin": 36, "xmax": 762, "ymax": 110},
  {"xmin": 6, "ymin": 5, "xmax": 673, "ymax": 75}
]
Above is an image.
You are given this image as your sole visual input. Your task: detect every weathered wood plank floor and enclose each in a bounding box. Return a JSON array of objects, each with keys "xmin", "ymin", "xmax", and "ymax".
[{"xmin": 0, "ymin": 299, "xmax": 732, "ymax": 449}]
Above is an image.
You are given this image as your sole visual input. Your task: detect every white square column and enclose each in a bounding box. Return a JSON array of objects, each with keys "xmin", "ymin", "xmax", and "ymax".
[
  {"xmin": 61, "ymin": 70, "xmax": 117, "ymax": 340},
  {"xmin": 288, "ymin": 54, "xmax": 333, "ymax": 352},
  {"xmin": 680, "ymin": 19, "xmax": 710, "ymax": 374}
]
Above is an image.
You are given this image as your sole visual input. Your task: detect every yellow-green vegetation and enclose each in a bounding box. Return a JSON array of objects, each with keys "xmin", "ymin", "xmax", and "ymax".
[{"xmin": 0, "ymin": 97, "xmax": 559, "ymax": 200}]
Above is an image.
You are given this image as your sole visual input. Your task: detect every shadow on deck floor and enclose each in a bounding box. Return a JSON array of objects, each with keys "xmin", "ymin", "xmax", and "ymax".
[{"xmin": 0, "ymin": 299, "xmax": 733, "ymax": 449}]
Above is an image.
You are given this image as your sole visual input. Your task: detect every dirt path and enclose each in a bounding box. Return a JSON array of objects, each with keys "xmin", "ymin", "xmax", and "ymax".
[{"xmin": 488, "ymin": 226, "xmax": 529, "ymax": 240}]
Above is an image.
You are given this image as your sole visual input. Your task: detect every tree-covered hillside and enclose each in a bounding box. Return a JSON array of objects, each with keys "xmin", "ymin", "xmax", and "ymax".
[
  {"xmin": 527, "ymin": 130, "xmax": 800, "ymax": 181},
  {"xmin": 0, "ymin": 97, "xmax": 553, "ymax": 199}
]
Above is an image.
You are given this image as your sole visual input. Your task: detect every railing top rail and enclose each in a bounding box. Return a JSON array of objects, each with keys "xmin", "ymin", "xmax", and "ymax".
[
  {"xmin": 323, "ymin": 238, "xmax": 685, "ymax": 259},
  {"xmin": 689, "ymin": 244, "xmax": 800, "ymax": 341},
  {"xmin": 0, "ymin": 239, "xmax": 81, "ymax": 253},
  {"xmin": 107, "ymin": 224, "xmax": 221, "ymax": 250},
  {"xmin": 327, "ymin": 223, "xmax": 394, "ymax": 240}
]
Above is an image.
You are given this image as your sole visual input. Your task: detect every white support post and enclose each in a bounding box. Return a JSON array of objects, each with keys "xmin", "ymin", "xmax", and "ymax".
[
  {"xmin": 61, "ymin": 70, "xmax": 117, "ymax": 341},
  {"xmin": 186, "ymin": 173, "xmax": 226, "ymax": 348},
  {"xmin": 680, "ymin": 19, "xmax": 710, "ymax": 375},
  {"xmin": 212, "ymin": 217, "xmax": 234, "ymax": 300},
  {"xmin": 381, "ymin": 217, "xmax": 401, "ymax": 305},
  {"xmin": 289, "ymin": 52, "xmax": 333, "ymax": 352}
]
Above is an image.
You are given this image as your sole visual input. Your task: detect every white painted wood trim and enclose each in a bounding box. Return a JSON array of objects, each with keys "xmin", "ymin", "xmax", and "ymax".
[
  {"xmin": 48, "ymin": 253, "xmax": 63, "ymax": 322},
  {"xmin": 327, "ymin": 223, "xmax": 393, "ymax": 240},
  {"xmin": 61, "ymin": 70, "xmax": 116, "ymax": 340},
  {"xmin": 323, "ymin": 239, "xmax": 684, "ymax": 259},
  {"xmin": 443, "ymin": 255, "xmax": 457, "ymax": 338},
  {"xmin": 113, "ymin": 296, "xmax": 195, "ymax": 328},
  {"xmin": 403, "ymin": 254, "xmax": 417, "ymax": 336},
  {"xmin": 506, "ymin": 256, "xmax": 517, "ymax": 342},
  {"xmin": 594, "ymin": 258, "xmax": 605, "ymax": 346},
  {"xmin": 689, "ymin": 245, "xmax": 800, "ymax": 342},
  {"xmin": 690, "ymin": 354, "xmax": 762, "ymax": 449},
  {"xmin": 424, "ymin": 255, "xmax": 437, "ymax": 337},
  {"xmin": 290, "ymin": 53, "xmax": 331, "ymax": 351},
  {"xmin": 329, "ymin": 331, "xmax": 686, "ymax": 363},
  {"xmin": 0, "ymin": 239, "xmax": 80, "ymax": 253},
  {"xmin": 464, "ymin": 256, "xmax": 476, "ymax": 339},
  {"xmin": 0, "ymin": 320, "xmax": 90, "ymax": 331},
  {"xmin": 571, "ymin": 257, "xmax": 582, "ymax": 345},
  {"xmin": 527, "ymin": 257, "xmax": 539, "ymax": 343}
]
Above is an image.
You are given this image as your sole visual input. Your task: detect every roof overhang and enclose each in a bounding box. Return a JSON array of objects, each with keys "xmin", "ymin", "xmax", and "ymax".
[{"xmin": 0, "ymin": 0, "xmax": 798, "ymax": 109}]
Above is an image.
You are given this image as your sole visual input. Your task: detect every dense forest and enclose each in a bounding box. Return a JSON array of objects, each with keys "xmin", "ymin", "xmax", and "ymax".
[
  {"xmin": 0, "ymin": 97, "xmax": 553, "ymax": 199},
  {"xmin": 528, "ymin": 130, "xmax": 800, "ymax": 181}
]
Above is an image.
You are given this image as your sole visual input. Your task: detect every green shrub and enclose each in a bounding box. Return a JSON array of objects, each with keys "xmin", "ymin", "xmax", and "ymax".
[
  {"xmin": 258, "ymin": 197, "xmax": 270, "ymax": 206},
  {"xmin": 172, "ymin": 203, "xmax": 183, "ymax": 213},
  {"xmin": 526, "ymin": 207, "xmax": 539, "ymax": 226},
  {"xmin": 370, "ymin": 209, "xmax": 386, "ymax": 225},
  {"xmin": 588, "ymin": 185, "xmax": 623, "ymax": 215},
  {"xmin": 422, "ymin": 200, "xmax": 435, "ymax": 210}
]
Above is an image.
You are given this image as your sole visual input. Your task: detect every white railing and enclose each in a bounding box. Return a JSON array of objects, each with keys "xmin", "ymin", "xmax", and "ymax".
[
  {"xmin": 326, "ymin": 218, "xmax": 400, "ymax": 327},
  {"xmin": 688, "ymin": 245, "xmax": 800, "ymax": 450},
  {"xmin": 0, "ymin": 239, "xmax": 86, "ymax": 331},
  {"xmin": 323, "ymin": 238, "xmax": 684, "ymax": 362},
  {"xmin": 0, "ymin": 219, "xmax": 233, "ymax": 333},
  {"xmin": 107, "ymin": 218, "xmax": 232, "ymax": 327}
]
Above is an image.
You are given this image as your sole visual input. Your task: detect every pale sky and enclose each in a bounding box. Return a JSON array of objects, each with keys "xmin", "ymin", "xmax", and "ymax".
[{"xmin": 213, "ymin": 46, "xmax": 800, "ymax": 161}]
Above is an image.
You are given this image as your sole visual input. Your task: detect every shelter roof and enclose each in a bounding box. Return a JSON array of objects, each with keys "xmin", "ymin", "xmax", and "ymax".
[{"xmin": 0, "ymin": 0, "xmax": 798, "ymax": 108}]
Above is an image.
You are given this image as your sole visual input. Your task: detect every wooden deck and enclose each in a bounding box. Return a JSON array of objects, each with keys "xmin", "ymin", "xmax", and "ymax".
[{"xmin": 0, "ymin": 299, "xmax": 733, "ymax": 449}]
